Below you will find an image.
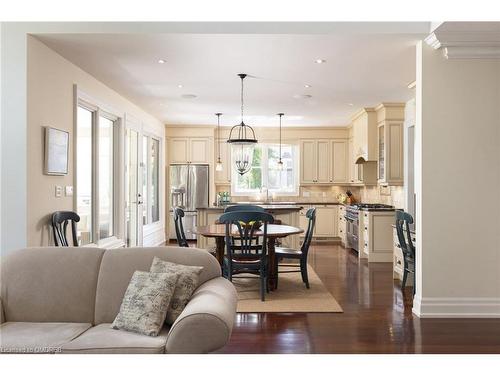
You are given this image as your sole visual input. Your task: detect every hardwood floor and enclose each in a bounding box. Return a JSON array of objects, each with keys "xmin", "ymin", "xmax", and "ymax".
[{"xmin": 218, "ymin": 243, "xmax": 500, "ymax": 354}]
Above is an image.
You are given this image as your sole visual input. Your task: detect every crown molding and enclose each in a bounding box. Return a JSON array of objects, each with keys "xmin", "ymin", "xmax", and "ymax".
[{"xmin": 425, "ymin": 24, "xmax": 500, "ymax": 59}]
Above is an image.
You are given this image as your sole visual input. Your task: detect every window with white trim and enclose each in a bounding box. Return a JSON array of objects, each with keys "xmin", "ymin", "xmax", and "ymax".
[
  {"xmin": 76, "ymin": 101, "xmax": 120, "ymax": 245},
  {"xmin": 231, "ymin": 143, "xmax": 299, "ymax": 196}
]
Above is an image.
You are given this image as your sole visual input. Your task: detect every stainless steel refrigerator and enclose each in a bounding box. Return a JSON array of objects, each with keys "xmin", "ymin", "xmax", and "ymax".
[{"xmin": 169, "ymin": 164, "xmax": 209, "ymax": 240}]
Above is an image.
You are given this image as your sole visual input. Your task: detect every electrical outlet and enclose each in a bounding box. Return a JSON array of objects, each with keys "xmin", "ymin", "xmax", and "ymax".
[
  {"xmin": 65, "ymin": 186, "xmax": 73, "ymax": 196},
  {"xmin": 55, "ymin": 185, "xmax": 63, "ymax": 198}
]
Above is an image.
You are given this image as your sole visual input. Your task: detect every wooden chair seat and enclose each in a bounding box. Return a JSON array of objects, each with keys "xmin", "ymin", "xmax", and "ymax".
[{"xmin": 275, "ymin": 247, "xmax": 303, "ymax": 257}]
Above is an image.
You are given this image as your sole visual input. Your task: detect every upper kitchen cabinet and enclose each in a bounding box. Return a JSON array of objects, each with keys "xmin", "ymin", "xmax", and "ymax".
[
  {"xmin": 300, "ymin": 139, "xmax": 348, "ymax": 185},
  {"xmin": 375, "ymin": 103, "xmax": 405, "ymax": 185},
  {"xmin": 168, "ymin": 137, "xmax": 211, "ymax": 164},
  {"xmin": 351, "ymin": 108, "xmax": 378, "ymax": 164},
  {"xmin": 214, "ymin": 141, "xmax": 231, "ymax": 184}
]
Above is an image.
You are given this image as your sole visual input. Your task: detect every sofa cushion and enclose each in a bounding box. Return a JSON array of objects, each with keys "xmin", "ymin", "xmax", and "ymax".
[
  {"xmin": 111, "ymin": 271, "xmax": 178, "ymax": 336},
  {"xmin": 61, "ymin": 324, "xmax": 169, "ymax": 354},
  {"xmin": 150, "ymin": 257, "xmax": 203, "ymax": 324},
  {"xmin": 1, "ymin": 247, "xmax": 105, "ymax": 323},
  {"xmin": 94, "ymin": 247, "xmax": 221, "ymax": 324},
  {"xmin": 0, "ymin": 322, "xmax": 91, "ymax": 354}
]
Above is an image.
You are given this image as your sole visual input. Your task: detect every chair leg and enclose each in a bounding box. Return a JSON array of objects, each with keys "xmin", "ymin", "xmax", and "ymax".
[
  {"xmin": 401, "ymin": 268, "xmax": 408, "ymax": 290},
  {"xmin": 274, "ymin": 257, "xmax": 279, "ymax": 289},
  {"xmin": 301, "ymin": 259, "xmax": 310, "ymax": 289},
  {"xmin": 260, "ymin": 270, "xmax": 266, "ymax": 301}
]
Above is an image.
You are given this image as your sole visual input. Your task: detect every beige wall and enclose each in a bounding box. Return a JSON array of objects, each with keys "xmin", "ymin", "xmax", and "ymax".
[
  {"xmin": 414, "ymin": 42, "xmax": 500, "ymax": 317},
  {"xmin": 27, "ymin": 36, "xmax": 164, "ymax": 246}
]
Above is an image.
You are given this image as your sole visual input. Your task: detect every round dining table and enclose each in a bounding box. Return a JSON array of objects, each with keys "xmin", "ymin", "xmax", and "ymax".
[{"xmin": 193, "ymin": 224, "xmax": 304, "ymax": 291}]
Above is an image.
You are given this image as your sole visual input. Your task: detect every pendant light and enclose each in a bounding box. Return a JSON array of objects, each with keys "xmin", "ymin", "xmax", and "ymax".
[
  {"xmin": 277, "ymin": 113, "xmax": 284, "ymax": 171},
  {"xmin": 227, "ymin": 74, "xmax": 258, "ymax": 176},
  {"xmin": 215, "ymin": 113, "xmax": 223, "ymax": 172}
]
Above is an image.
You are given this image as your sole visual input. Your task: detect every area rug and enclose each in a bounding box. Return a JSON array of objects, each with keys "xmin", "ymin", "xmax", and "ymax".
[{"xmin": 234, "ymin": 265, "xmax": 343, "ymax": 313}]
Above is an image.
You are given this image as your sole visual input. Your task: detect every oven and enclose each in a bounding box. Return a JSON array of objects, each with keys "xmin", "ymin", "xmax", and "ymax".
[{"xmin": 345, "ymin": 207, "xmax": 359, "ymax": 252}]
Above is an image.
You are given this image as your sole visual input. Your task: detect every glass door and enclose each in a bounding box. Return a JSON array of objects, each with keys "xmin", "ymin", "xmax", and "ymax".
[{"xmin": 125, "ymin": 128, "xmax": 142, "ymax": 246}]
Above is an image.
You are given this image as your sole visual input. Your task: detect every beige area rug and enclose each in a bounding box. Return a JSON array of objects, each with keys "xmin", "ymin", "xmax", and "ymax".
[{"xmin": 234, "ymin": 265, "xmax": 343, "ymax": 313}]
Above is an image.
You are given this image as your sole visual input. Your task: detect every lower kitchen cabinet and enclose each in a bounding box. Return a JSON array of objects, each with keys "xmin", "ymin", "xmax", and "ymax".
[
  {"xmin": 300, "ymin": 204, "xmax": 339, "ymax": 239},
  {"xmin": 338, "ymin": 205, "xmax": 347, "ymax": 246},
  {"xmin": 359, "ymin": 210, "xmax": 395, "ymax": 262}
]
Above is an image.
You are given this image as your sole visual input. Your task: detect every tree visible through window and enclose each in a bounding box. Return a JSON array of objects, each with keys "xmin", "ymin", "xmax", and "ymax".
[{"xmin": 232, "ymin": 144, "xmax": 298, "ymax": 195}]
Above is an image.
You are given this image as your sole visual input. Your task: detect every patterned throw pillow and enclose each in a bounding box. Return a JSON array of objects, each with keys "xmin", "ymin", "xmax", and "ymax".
[
  {"xmin": 111, "ymin": 271, "xmax": 178, "ymax": 336},
  {"xmin": 150, "ymin": 257, "xmax": 204, "ymax": 324}
]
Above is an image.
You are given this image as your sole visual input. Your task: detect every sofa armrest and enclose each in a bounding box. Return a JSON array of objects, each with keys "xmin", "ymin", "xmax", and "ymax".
[{"xmin": 165, "ymin": 277, "xmax": 237, "ymax": 353}]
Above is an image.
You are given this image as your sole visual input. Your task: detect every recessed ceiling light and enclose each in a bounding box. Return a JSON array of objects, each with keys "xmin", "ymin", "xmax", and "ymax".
[
  {"xmin": 181, "ymin": 94, "xmax": 197, "ymax": 99},
  {"xmin": 158, "ymin": 59, "xmax": 166, "ymax": 64},
  {"xmin": 177, "ymin": 84, "xmax": 183, "ymax": 88},
  {"xmin": 348, "ymin": 103, "xmax": 354, "ymax": 106},
  {"xmin": 304, "ymin": 84, "xmax": 312, "ymax": 88},
  {"xmin": 315, "ymin": 59, "xmax": 326, "ymax": 64}
]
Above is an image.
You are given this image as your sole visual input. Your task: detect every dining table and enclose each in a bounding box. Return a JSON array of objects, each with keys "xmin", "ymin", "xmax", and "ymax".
[{"xmin": 193, "ymin": 223, "xmax": 304, "ymax": 291}]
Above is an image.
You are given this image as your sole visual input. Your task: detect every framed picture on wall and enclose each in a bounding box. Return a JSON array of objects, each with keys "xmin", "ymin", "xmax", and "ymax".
[{"xmin": 44, "ymin": 127, "xmax": 69, "ymax": 175}]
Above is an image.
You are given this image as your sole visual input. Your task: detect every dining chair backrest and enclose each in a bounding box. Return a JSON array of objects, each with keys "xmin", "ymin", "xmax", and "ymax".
[
  {"xmin": 219, "ymin": 211, "xmax": 274, "ymax": 261},
  {"xmin": 51, "ymin": 211, "xmax": 80, "ymax": 247},
  {"xmin": 223, "ymin": 204, "xmax": 265, "ymax": 213},
  {"xmin": 300, "ymin": 207, "xmax": 316, "ymax": 255},
  {"xmin": 173, "ymin": 207, "xmax": 189, "ymax": 247},
  {"xmin": 395, "ymin": 210, "xmax": 415, "ymax": 259}
]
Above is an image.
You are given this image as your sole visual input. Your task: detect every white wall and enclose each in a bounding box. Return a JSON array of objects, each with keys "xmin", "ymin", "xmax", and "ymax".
[{"xmin": 414, "ymin": 41, "xmax": 500, "ymax": 317}]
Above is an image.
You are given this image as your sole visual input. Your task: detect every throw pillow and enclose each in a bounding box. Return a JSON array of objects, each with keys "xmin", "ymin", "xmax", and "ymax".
[
  {"xmin": 150, "ymin": 257, "xmax": 203, "ymax": 324},
  {"xmin": 111, "ymin": 271, "xmax": 178, "ymax": 336}
]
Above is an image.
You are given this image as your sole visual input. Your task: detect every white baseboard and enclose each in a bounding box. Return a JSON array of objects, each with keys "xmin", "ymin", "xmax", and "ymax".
[{"xmin": 412, "ymin": 296, "xmax": 500, "ymax": 318}]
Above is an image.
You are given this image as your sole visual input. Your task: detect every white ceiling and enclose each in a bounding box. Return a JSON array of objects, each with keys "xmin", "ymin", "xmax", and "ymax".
[{"xmin": 37, "ymin": 27, "xmax": 427, "ymax": 127}]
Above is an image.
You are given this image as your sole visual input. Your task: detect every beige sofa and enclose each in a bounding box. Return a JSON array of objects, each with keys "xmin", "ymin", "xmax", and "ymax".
[{"xmin": 0, "ymin": 246, "xmax": 237, "ymax": 354}]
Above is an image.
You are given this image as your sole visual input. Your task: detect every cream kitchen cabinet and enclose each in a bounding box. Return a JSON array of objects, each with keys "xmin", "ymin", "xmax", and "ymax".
[
  {"xmin": 338, "ymin": 205, "xmax": 347, "ymax": 246},
  {"xmin": 376, "ymin": 103, "xmax": 405, "ymax": 185},
  {"xmin": 300, "ymin": 139, "xmax": 348, "ymax": 185},
  {"xmin": 169, "ymin": 137, "xmax": 211, "ymax": 164},
  {"xmin": 214, "ymin": 141, "xmax": 231, "ymax": 184},
  {"xmin": 313, "ymin": 205, "xmax": 338, "ymax": 238},
  {"xmin": 361, "ymin": 210, "xmax": 395, "ymax": 262}
]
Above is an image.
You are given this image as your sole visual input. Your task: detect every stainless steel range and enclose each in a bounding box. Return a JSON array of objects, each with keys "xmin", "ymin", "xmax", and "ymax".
[{"xmin": 345, "ymin": 203, "xmax": 394, "ymax": 252}]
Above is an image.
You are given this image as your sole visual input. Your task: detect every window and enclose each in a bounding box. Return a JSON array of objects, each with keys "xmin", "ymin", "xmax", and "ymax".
[
  {"xmin": 232, "ymin": 143, "xmax": 298, "ymax": 196},
  {"xmin": 141, "ymin": 135, "xmax": 161, "ymax": 225},
  {"xmin": 76, "ymin": 101, "xmax": 119, "ymax": 245}
]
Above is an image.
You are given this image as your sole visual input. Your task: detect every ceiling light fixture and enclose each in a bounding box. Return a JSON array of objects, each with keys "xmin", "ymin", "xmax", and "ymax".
[
  {"xmin": 181, "ymin": 94, "xmax": 197, "ymax": 99},
  {"xmin": 227, "ymin": 73, "xmax": 258, "ymax": 176},
  {"xmin": 304, "ymin": 84, "xmax": 312, "ymax": 88},
  {"xmin": 177, "ymin": 84, "xmax": 183, "ymax": 88},
  {"xmin": 215, "ymin": 113, "xmax": 223, "ymax": 172},
  {"xmin": 277, "ymin": 113, "xmax": 285, "ymax": 171},
  {"xmin": 158, "ymin": 59, "xmax": 166, "ymax": 64},
  {"xmin": 315, "ymin": 59, "xmax": 326, "ymax": 64}
]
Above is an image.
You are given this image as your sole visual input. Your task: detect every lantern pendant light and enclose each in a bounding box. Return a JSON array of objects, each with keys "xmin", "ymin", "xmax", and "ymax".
[
  {"xmin": 227, "ymin": 74, "xmax": 258, "ymax": 176},
  {"xmin": 277, "ymin": 113, "xmax": 284, "ymax": 171},
  {"xmin": 215, "ymin": 113, "xmax": 223, "ymax": 172}
]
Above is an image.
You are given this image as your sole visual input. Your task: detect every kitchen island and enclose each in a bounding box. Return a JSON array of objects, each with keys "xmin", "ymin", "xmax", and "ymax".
[{"xmin": 196, "ymin": 204, "xmax": 303, "ymax": 250}]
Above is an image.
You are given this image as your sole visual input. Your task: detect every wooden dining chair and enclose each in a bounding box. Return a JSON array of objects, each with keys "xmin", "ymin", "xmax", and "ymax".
[
  {"xmin": 51, "ymin": 211, "xmax": 80, "ymax": 247},
  {"xmin": 219, "ymin": 211, "xmax": 274, "ymax": 301},
  {"xmin": 274, "ymin": 207, "xmax": 316, "ymax": 289},
  {"xmin": 395, "ymin": 210, "xmax": 416, "ymax": 295},
  {"xmin": 173, "ymin": 207, "xmax": 189, "ymax": 247}
]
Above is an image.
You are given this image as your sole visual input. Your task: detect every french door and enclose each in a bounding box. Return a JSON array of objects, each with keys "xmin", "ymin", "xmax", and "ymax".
[{"xmin": 125, "ymin": 127, "xmax": 143, "ymax": 246}]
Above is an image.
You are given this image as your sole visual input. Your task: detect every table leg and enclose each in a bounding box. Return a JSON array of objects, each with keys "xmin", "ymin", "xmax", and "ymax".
[
  {"xmin": 268, "ymin": 237, "xmax": 277, "ymax": 291},
  {"xmin": 215, "ymin": 237, "xmax": 225, "ymax": 266}
]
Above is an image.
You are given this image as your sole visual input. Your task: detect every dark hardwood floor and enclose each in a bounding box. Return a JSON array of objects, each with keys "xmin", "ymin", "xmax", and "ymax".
[{"xmin": 218, "ymin": 243, "xmax": 500, "ymax": 354}]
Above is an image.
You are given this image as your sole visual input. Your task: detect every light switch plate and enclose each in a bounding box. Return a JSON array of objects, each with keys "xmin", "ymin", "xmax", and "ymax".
[
  {"xmin": 65, "ymin": 186, "xmax": 73, "ymax": 196},
  {"xmin": 55, "ymin": 185, "xmax": 63, "ymax": 198}
]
